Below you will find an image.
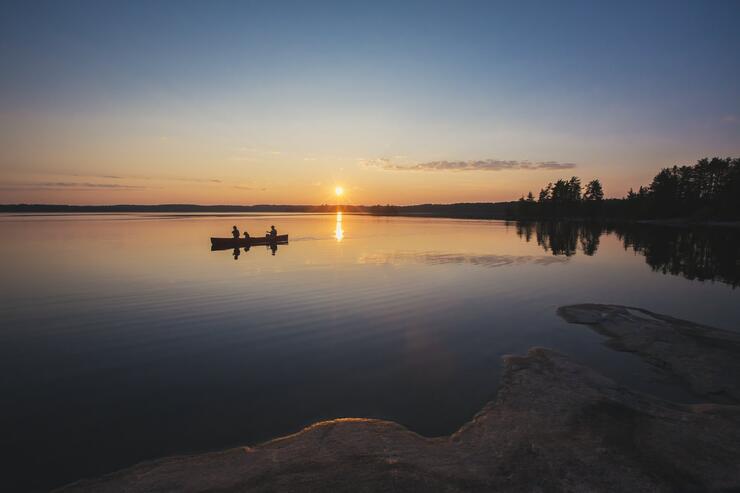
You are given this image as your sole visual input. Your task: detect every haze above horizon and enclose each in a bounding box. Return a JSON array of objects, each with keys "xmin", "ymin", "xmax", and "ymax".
[{"xmin": 1, "ymin": 1, "xmax": 739, "ymax": 205}]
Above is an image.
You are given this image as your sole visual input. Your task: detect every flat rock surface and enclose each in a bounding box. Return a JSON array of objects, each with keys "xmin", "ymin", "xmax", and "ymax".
[
  {"xmin": 558, "ymin": 304, "xmax": 740, "ymax": 402},
  {"xmin": 57, "ymin": 344, "xmax": 740, "ymax": 492}
]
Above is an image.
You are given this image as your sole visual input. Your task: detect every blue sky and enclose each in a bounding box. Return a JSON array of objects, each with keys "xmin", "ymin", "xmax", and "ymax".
[{"xmin": 1, "ymin": 0, "xmax": 738, "ymax": 204}]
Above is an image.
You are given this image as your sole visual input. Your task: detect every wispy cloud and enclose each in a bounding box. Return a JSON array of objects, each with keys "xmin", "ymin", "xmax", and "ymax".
[
  {"xmin": 170, "ymin": 177, "xmax": 222, "ymax": 183},
  {"xmin": 0, "ymin": 182, "xmax": 148, "ymax": 192},
  {"xmin": 70, "ymin": 174, "xmax": 125, "ymax": 179},
  {"xmin": 233, "ymin": 185, "xmax": 267, "ymax": 191},
  {"xmin": 65, "ymin": 172, "xmax": 220, "ymax": 183},
  {"xmin": 361, "ymin": 158, "xmax": 577, "ymax": 172},
  {"xmin": 40, "ymin": 182, "xmax": 141, "ymax": 188}
]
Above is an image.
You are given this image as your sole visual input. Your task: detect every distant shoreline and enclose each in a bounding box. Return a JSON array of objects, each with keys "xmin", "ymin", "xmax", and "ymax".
[
  {"xmin": 0, "ymin": 202, "xmax": 516, "ymax": 219},
  {"xmin": 3, "ymin": 203, "xmax": 740, "ymax": 228}
]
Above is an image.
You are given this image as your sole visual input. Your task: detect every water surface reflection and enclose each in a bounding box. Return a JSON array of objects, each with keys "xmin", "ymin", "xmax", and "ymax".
[
  {"xmin": 359, "ymin": 251, "xmax": 569, "ymax": 267},
  {"xmin": 335, "ymin": 211, "xmax": 344, "ymax": 241},
  {"xmin": 515, "ymin": 221, "xmax": 740, "ymax": 287},
  {"xmin": 0, "ymin": 213, "xmax": 738, "ymax": 492}
]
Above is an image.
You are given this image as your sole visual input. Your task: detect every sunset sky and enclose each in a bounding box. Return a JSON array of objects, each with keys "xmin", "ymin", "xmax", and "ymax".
[{"xmin": 1, "ymin": 1, "xmax": 739, "ymax": 205}]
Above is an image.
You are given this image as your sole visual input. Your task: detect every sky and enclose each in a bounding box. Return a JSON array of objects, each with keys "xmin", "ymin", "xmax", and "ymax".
[{"xmin": 1, "ymin": 0, "xmax": 739, "ymax": 205}]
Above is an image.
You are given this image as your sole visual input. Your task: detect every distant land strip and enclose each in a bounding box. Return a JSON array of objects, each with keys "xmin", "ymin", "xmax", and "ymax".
[{"xmin": 0, "ymin": 202, "xmax": 518, "ymax": 219}]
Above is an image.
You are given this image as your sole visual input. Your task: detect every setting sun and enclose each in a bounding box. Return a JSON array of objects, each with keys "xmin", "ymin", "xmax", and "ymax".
[{"xmin": 335, "ymin": 186, "xmax": 344, "ymax": 197}]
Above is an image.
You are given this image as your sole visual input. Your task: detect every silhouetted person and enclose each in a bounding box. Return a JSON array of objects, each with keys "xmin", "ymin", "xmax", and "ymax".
[
  {"xmin": 243, "ymin": 231, "xmax": 250, "ymax": 242},
  {"xmin": 267, "ymin": 225, "xmax": 277, "ymax": 239},
  {"xmin": 232, "ymin": 225, "xmax": 240, "ymax": 239}
]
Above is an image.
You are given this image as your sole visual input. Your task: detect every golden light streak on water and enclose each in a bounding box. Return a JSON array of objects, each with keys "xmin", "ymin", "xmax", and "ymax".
[{"xmin": 335, "ymin": 211, "xmax": 344, "ymax": 241}]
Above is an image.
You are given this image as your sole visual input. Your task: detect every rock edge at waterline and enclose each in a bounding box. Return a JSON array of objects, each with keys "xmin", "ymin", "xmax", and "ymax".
[
  {"xmin": 557, "ymin": 303, "xmax": 740, "ymax": 403},
  {"xmin": 57, "ymin": 308, "xmax": 740, "ymax": 492}
]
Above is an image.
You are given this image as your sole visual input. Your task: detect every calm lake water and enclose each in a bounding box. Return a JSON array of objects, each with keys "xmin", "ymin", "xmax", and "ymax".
[{"xmin": 1, "ymin": 213, "xmax": 738, "ymax": 491}]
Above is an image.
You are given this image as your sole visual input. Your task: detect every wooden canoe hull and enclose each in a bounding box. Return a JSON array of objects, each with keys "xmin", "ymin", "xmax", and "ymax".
[{"xmin": 210, "ymin": 235, "xmax": 288, "ymax": 250}]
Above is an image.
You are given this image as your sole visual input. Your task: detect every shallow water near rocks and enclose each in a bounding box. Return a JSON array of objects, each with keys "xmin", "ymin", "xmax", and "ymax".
[{"xmin": 1, "ymin": 213, "xmax": 738, "ymax": 491}]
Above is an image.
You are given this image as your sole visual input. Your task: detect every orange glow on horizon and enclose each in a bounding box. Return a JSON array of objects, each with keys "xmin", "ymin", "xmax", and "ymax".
[{"xmin": 0, "ymin": 167, "xmax": 643, "ymax": 205}]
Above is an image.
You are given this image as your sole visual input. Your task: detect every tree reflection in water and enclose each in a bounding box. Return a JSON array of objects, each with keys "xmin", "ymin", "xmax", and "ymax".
[{"xmin": 514, "ymin": 221, "xmax": 740, "ymax": 287}]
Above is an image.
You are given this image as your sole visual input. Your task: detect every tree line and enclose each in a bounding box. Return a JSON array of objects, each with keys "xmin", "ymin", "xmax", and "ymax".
[{"xmin": 516, "ymin": 157, "xmax": 740, "ymax": 220}]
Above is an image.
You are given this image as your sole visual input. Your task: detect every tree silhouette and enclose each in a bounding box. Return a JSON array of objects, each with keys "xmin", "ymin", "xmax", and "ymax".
[
  {"xmin": 517, "ymin": 157, "xmax": 739, "ymax": 220},
  {"xmin": 583, "ymin": 179, "xmax": 604, "ymax": 201}
]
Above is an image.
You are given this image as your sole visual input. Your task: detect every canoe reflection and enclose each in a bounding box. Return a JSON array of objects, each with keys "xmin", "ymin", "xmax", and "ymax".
[{"xmin": 211, "ymin": 239, "xmax": 287, "ymax": 259}]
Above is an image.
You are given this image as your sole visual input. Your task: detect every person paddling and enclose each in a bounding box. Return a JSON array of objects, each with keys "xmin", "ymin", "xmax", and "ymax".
[
  {"xmin": 267, "ymin": 225, "xmax": 277, "ymax": 239},
  {"xmin": 232, "ymin": 225, "xmax": 240, "ymax": 239}
]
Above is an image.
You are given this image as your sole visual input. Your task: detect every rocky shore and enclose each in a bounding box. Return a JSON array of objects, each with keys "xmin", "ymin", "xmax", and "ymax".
[
  {"xmin": 558, "ymin": 304, "xmax": 740, "ymax": 403},
  {"xmin": 57, "ymin": 306, "xmax": 740, "ymax": 492}
]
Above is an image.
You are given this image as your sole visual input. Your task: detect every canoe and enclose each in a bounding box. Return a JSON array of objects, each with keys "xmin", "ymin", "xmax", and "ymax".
[{"xmin": 210, "ymin": 234, "xmax": 288, "ymax": 249}]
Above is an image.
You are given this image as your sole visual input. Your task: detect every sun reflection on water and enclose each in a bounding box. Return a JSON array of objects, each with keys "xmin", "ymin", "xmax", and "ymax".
[{"xmin": 335, "ymin": 211, "xmax": 344, "ymax": 241}]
